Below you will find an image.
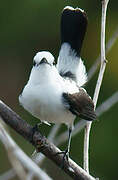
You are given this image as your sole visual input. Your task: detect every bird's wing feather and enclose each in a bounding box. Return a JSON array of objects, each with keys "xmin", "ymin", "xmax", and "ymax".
[
  {"xmin": 56, "ymin": 6, "xmax": 88, "ymax": 87},
  {"xmin": 62, "ymin": 88, "xmax": 96, "ymax": 121}
]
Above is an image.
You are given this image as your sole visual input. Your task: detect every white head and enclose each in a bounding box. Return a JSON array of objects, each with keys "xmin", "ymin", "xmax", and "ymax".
[
  {"xmin": 33, "ymin": 51, "xmax": 55, "ymax": 67},
  {"xmin": 27, "ymin": 51, "xmax": 55, "ymax": 85}
]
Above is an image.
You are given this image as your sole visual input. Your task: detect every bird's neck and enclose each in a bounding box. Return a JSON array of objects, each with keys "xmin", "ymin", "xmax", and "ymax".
[{"xmin": 28, "ymin": 66, "xmax": 59, "ymax": 86}]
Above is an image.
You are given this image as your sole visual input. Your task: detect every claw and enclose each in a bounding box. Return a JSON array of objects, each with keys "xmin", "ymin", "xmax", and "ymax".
[{"xmin": 31, "ymin": 123, "xmax": 42, "ymax": 143}]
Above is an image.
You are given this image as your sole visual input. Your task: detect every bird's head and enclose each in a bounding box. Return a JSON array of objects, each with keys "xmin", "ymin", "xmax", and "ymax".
[
  {"xmin": 28, "ymin": 51, "xmax": 55, "ymax": 85},
  {"xmin": 33, "ymin": 51, "xmax": 55, "ymax": 67}
]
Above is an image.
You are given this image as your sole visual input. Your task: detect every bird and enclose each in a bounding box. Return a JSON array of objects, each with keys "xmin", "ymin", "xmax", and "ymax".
[{"xmin": 19, "ymin": 6, "xmax": 96, "ymax": 160}]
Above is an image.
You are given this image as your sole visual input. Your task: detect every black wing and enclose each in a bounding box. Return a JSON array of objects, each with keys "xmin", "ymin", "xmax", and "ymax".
[{"xmin": 62, "ymin": 88, "xmax": 96, "ymax": 121}]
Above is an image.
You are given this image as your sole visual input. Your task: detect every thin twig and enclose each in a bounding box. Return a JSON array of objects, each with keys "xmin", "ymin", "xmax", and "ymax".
[
  {"xmin": 88, "ymin": 26, "xmax": 118, "ymax": 81},
  {"xmin": 83, "ymin": 0, "xmax": 109, "ymax": 173}
]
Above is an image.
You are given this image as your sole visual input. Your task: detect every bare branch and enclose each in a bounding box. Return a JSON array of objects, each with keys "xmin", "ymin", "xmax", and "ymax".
[
  {"xmin": 83, "ymin": 122, "xmax": 90, "ymax": 172},
  {"xmin": 83, "ymin": 0, "xmax": 109, "ymax": 173},
  {"xmin": 0, "ymin": 100, "xmax": 95, "ymax": 180}
]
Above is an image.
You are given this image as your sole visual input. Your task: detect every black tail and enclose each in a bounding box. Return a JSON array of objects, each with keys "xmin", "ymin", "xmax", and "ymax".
[{"xmin": 61, "ymin": 6, "xmax": 88, "ymax": 56}]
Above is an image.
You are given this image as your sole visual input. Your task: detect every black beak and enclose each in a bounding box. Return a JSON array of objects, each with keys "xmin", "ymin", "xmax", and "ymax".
[{"xmin": 39, "ymin": 58, "xmax": 48, "ymax": 64}]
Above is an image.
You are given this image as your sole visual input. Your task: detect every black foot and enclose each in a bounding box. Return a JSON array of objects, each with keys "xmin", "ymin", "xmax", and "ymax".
[{"xmin": 56, "ymin": 149, "xmax": 69, "ymax": 169}]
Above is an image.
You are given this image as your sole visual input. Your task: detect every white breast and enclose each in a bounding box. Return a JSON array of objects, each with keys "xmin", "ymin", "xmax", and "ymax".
[{"xmin": 19, "ymin": 65, "xmax": 78, "ymax": 126}]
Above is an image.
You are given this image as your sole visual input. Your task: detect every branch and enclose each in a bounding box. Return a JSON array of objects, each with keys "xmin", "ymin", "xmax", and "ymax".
[
  {"xmin": 0, "ymin": 100, "xmax": 95, "ymax": 180},
  {"xmin": 83, "ymin": 0, "xmax": 109, "ymax": 173}
]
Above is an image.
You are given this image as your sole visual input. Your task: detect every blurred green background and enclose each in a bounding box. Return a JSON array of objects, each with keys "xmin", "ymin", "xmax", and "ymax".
[{"xmin": 0, "ymin": 0, "xmax": 118, "ymax": 180}]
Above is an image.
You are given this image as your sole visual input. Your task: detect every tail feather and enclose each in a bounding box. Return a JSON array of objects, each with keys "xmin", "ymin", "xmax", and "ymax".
[
  {"xmin": 61, "ymin": 6, "xmax": 88, "ymax": 56},
  {"xmin": 57, "ymin": 43, "xmax": 87, "ymax": 86},
  {"xmin": 57, "ymin": 6, "xmax": 88, "ymax": 86}
]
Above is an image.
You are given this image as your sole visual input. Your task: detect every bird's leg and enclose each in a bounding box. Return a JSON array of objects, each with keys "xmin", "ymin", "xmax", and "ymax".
[
  {"xmin": 68, "ymin": 127, "xmax": 72, "ymax": 155},
  {"xmin": 56, "ymin": 126, "xmax": 72, "ymax": 168},
  {"xmin": 63, "ymin": 126, "xmax": 72, "ymax": 160}
]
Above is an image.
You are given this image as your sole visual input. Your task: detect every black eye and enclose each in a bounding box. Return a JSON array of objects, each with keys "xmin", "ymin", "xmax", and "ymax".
[{"xmin": 33, "ymin": 61, "xmax": 36, "ymax": 66}]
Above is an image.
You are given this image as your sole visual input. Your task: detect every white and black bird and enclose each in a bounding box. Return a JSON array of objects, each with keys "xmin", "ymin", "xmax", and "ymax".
[{"xmin": 19, "ymin": 6, "xmax": 96, "ymax": 159}]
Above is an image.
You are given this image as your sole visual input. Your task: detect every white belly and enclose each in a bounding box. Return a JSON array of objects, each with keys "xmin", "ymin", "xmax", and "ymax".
[{"xmin": 19, "ymin": 82, "xmax": 75, "ymax": 126}]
